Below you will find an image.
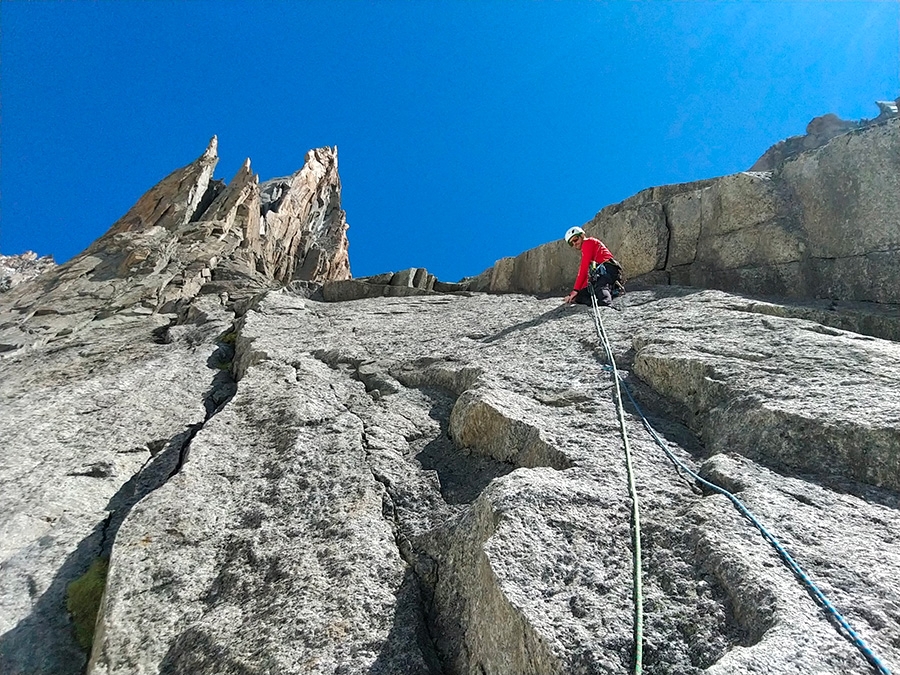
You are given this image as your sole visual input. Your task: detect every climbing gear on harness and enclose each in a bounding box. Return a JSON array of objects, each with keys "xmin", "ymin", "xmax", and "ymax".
[
  {"xmin": 565, "ymin": 226, "xmax": 585, "ymax": 245},
  {"xmin": 588, "ymin": 261, "xmax": 605, "ymax": 282},
  {"xmin": 589, "ymin": 260, "xmax": 627, "ymax": 299},
  {"xmin": 585, "ymin": 286, "xmax": 893, "ymax": 675}
]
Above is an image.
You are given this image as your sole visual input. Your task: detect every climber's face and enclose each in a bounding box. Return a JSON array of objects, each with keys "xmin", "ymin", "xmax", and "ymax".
[{"xmin": 569, "ymin": 234, "xmax": 584, "ymax": 250}]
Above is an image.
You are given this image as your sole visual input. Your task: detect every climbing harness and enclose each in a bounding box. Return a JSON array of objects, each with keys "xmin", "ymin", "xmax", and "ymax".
[
  {"xmin": 588, "ymin": 261, "xmax": 626, "ymax": 301},
  {"xmin": 587, "ymin": 290, "xmax": 893, "ymax": 675},
  {"xmin": 589, "ymin": 288, "xmax": 644, "ymax": 675}
]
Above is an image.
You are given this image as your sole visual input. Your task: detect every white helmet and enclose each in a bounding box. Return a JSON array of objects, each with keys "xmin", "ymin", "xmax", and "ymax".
[{"xmin": 564, "ymin": 226, "xmax": 585, "ymax": 244}]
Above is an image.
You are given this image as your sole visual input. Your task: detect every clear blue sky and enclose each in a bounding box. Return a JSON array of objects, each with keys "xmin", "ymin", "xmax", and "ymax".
[{"xmin": 2, "ymin": 1, "xmax": 898, "ymax": 282}]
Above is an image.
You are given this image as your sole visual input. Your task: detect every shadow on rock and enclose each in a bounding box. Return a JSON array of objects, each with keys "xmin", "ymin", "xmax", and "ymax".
[
  {"xmin": 367, "ymin": 568, "xmax": 446, "ymax": 675},
  {"xmin": 481, "ymin": 305, "xmax": 570, "ymax": 344},
  {"xmin": 414, "ymin": 387, "xmax": 514, "ymax": 505},
  {"xmin": 157, "ymin": 626, "xmax": 259, "ymax": 675},
  {"xmin": 0, "ymin": 433, "xmax": 192, "ymax": 675}
]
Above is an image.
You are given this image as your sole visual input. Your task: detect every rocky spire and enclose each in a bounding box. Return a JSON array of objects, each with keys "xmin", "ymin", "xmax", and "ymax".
[
  {"xmin": 253, "ymin": 146, "xmax": 350, "ymax": 283},
  {"xmin": 0, "ymin": 139, "xmax": 351, "ymax": 352},
  {"xmin": 100, "ymin": 136, "xmax": 220, "ymax": 238}
]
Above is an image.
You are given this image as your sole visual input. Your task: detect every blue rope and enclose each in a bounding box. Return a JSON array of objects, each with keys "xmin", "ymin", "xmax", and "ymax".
[{"xmin": 603, "ymin": 363, "xmax": 893, "ymax": 675}]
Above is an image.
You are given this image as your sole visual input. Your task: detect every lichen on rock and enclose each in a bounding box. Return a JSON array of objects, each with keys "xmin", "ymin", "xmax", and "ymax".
[{"xmin": 66, "ymin": 558, "xmax": 109, "ymax": 651}]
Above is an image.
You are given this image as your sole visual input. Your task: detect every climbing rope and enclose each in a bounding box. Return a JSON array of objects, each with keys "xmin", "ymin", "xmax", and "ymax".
[
  {"xmin": 587, "ymin": 292, "xmax": 893, "ymax": 675},
  {"xmin": 589, "ymin": 288, "xmax": 644, "ymax": 675}
]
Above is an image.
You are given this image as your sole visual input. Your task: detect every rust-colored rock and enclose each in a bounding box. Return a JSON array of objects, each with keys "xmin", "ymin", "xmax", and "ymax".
[{"xmin": 0, "ymin": 138, "xmax": 351, "ymax": 351}]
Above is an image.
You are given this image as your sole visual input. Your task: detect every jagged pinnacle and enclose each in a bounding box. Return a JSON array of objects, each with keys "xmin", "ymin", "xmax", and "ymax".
[{"xmin": 203, "ymin": 136, "xmax": 219, "ymax": 160}]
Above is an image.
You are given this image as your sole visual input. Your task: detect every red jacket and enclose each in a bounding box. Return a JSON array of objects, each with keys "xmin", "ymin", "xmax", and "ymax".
[{"xmin": 574, "ymin": 237, "xmax": 613, "ymax": 290}]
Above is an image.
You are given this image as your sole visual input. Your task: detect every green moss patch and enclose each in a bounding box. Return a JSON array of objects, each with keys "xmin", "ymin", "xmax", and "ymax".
[{"xmin": 66, "ymin": 557, "xmax": 109, "ymax": 650}]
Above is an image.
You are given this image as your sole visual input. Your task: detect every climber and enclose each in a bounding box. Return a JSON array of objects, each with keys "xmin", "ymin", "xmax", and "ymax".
[{"xmin": 562, "ymin": 226, "xmax": 623, "ymax": 307}]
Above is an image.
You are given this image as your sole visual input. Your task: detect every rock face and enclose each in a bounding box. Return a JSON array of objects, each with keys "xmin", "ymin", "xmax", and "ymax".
[
  {"xmin": 5, "ymin": 287, "xmax": 898, "ymax": 675},
  {"xmin": 256, "ymin": 148, "xmax": 351, "ymax": 284},
  {"xmin": 0, "ymin": 252, "xmax": 56, "ymax": 292},
  {"xmin": 2, "ymin": 114, "xmax": 900, "ymax": 675},
  {"xmin": 0, "ymin": 295, "xmax": 234, "ymax": 674},
  {"xmin": 472, "ymin": 112, "xmax": 900, "ymax": 310}
]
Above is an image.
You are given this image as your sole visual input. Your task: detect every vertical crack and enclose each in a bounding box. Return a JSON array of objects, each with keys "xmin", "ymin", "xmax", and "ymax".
[
  {"xmin": 165, "ymin": 422, "xmax": 204, "ymax": 480},
  {"xmin": 661, "ymin": 200, "xmax": 673, "ymax": 274},
  {"xmin": 319, "ymin": 356, "xmax": 571, "ymax": 674},
  {"xmin": 363, "ymin": 429, "xmax": 449, "ymax": 675}
]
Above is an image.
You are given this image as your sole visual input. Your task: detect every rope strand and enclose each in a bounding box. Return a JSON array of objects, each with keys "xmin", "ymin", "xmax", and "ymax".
[{"xmin": 589, "ymin": 289, "xmax": 644, "ymax": 675}]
